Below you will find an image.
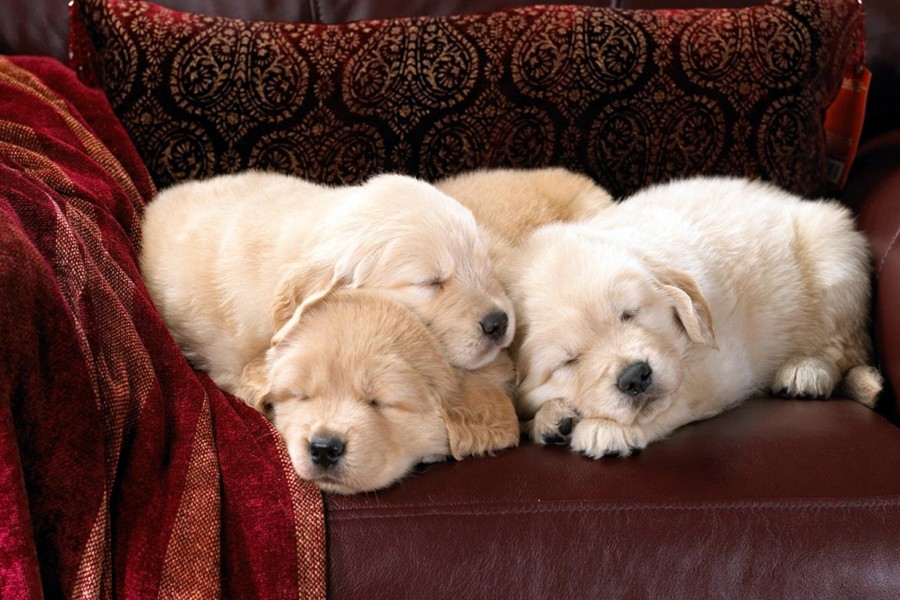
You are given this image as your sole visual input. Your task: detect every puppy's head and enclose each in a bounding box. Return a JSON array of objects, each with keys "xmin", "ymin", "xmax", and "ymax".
[
  {"xmin": 277, "ymin": 174, "xmax": 515, "ymax": 370},
  {"xmin": 505, "ymin": 227, "xmax": 715, "ymax": 427},
  {"xmin": 240, "ymin": 289, "xmax": 518, "ymax": 494}
]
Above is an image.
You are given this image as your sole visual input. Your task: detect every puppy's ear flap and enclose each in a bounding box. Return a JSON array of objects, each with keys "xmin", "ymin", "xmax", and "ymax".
[
  {"xmin": 270, "ymin": 248, "xmax": 379, "ymax": 346},
  {"xmin": 440, "ymin": 354, "xmax": 520, "ymax": 460},
  {"xmin": 235, "ymin": 350, "xmax": 273, "ymax": 414},
  {"xmin": 270, "ymin": 263, "xmax": 345, "ymax": 346},
  {"xmin": 653, "ymin": 265, "xmax": 717, "ymax": 349}
]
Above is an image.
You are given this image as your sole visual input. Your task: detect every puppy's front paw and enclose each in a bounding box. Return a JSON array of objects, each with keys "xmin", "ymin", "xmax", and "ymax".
[
  {"xmin": 528, "ymin": 398, "xmax": 580, "ymax": 445},
  {"xmin": 570, "ymin": 418, "xmax": 648, "ymax": 458},
  {"xmin": 772, "ymin": 356, "xmax": 839, "ymax": 399}
]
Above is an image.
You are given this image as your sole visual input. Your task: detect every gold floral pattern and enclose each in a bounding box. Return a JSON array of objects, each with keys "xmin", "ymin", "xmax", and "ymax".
[
  {"xmin": 512, "ymin": 8, "xmax": 648, "ymax": 118},
  {"xmin": 70, "ymin": 0, "xmax": 863, "ymax": 196},
  {"xmin": 171, "ymin": 22, "xmax": 310, "ymax": 138}
]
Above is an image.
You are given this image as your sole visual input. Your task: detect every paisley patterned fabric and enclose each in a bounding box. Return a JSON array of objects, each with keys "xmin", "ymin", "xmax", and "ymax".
[{"xmin": 70, "ymin": 0, "xmax": 863, "ymax": 196}]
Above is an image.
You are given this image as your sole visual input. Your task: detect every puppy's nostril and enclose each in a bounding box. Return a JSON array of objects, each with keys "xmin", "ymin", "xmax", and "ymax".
[
  {"xmin": 479, "ymin": 311, "xmax": 509, "ymax": 341},
  {"xmin": 309, "ymin": 436, "xmax": 345, "ymax": 468},
  {"xmin": 617, "ymin": 361, "xmax": 653, "ymax": 397}
]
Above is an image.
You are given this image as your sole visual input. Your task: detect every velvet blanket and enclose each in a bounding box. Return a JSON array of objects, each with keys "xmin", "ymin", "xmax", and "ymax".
[{"xmin": 0, "ymin": 55, "xmax": 325, "ymax": 599}]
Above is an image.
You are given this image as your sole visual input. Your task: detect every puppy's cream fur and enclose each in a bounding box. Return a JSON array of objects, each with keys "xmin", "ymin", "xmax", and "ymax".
[
  {"xmin": 504, "ymin": 176, "xmax": 882, "ymax": 458},
  {"xmin": 238, "ymin": 289, "xmax": 519, "ymax": 494},
  {"xmin": 140, "ymin": 171, "xmax": 514, "ymax": 394},
  {"xmin": 436, "ymin": 167, "xmax": 613, "ymax": 261}
]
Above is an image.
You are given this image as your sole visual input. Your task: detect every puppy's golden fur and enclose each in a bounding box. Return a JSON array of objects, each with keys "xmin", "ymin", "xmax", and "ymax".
[
  {"xmin": 435, "ymin": 167, "xmax": 613, "ymax": 261},
  {"xmin": 140, "ymin": 171, "xmax": 514, "ymax": 395},
  {"xmin": 503, "ymin": 176, "xmax": 882, "ymax": 458},
  {"xmin": 238, "ymin": 289, "xmax": 519, "ymax": 494}
]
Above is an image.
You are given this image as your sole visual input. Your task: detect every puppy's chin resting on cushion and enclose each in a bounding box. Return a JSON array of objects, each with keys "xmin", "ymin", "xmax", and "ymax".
[{"xmin": 236, "ymin": 289, "xmax": 519, "ymax": 495}]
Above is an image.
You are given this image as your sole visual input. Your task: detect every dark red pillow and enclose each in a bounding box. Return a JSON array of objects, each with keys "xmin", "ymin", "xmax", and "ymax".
[{"xmin": 71, "ymin": 0, "xmax": 863, "ymax": 196}]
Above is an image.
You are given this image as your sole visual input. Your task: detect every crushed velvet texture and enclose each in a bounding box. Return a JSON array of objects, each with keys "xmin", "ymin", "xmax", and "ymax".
[
  {"xmin": 0, "ymin": 56, "xmax": 326, "ymax": 599},
  {"xmin": 70, "ymin": 0, "xmax": 863, "ymax": 196}
]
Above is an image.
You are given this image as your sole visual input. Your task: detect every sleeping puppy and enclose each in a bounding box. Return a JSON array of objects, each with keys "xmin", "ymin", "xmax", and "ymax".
[
  {"xmin": 237, "ymin": 288, "xmax": 519, "ymax": 494},
  {"xmin": 435, "ymin": 167, "xmax": 613, "ymax": 262},
  {"xmin": 140, "ymin": 171, "xmax": 514, "ymax": 395},
  {"xmin": 503, "ymin": 176, "xmax": 882, "ymax": 458}
]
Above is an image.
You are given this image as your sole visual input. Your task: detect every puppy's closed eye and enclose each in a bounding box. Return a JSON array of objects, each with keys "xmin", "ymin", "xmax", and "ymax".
[
  {"xmin": 552, "ymin": 354, "xmax": 580, "ymax": 373},
  {"xmin": 621, "ymin": 309, "xmax": 638, "ymax": 322},
  {"xmin": 410, "ymin": 276, "xmax": 446, "ymax": 293}
]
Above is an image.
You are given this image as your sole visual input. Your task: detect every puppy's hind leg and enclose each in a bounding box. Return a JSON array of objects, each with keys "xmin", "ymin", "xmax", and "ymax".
[
  {"xmin": 837, "ymin": 365, "xmax": 883, "ymax": 408},
  {"xmin": 528, "ymin": 398, "xmax": 580, "ymax": 445},
  {"xmin": 774, "ymin": 359, "xmax": 883, "ymax": 407},
  {"xmin": 774, "ymin": 204, "xmax": 875, "ymax": 402},
  {"xmin": 772, "ymin": 356, "xmax": 840, "ymax": 399}
]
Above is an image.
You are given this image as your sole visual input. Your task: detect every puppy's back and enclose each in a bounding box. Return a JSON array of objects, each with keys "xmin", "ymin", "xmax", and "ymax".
[
  {"xmin": 592, "ymin": 177, "xmax": 867, "ymax": 289},
  {"xmin": 436, "ymin": 167, "xmax": 613, "ymax": 246},
  {"xmin": 141, "ymin": 171, "xmax": 325, "ymax": 283},
  {"xmin": 140, "ymin": 171, "xmax": 333, "ymax": 387}
]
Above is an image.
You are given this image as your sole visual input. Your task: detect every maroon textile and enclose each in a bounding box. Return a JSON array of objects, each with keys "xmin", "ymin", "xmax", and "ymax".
[
  {"xmin": 70, "ymin": 0, "xmax": 862, "ymax": 196},
  {"xmin": 0, "ymin": 55, "xmax": 325, "ymax": 599}
]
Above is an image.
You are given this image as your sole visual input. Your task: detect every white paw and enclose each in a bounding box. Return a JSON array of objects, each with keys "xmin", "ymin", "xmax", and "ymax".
[
  {"xmin": 570, "ymin": 418, "xmax": 649, "ymax": 458},
  {"xmin": 529, "ymin": 398, "xmax": 579, "ymax": 445},
  {"xmin": 772, "ymin": 356, "xmax": 839, "ymax": 399}
]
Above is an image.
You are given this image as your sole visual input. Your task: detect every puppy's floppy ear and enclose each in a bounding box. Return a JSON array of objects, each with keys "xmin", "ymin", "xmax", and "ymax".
[
  {"xmin": 652, "ymin": 264, "xmax": 717, "ymax": 349},
  {"xmin": 270, "ymin": 263, "xmax": 345, "ymax": 346},
  {"xmin": 440, "ymin": 353, "xmax": 520, "ymax": 460},
  {"xmin": 270, "ymin": 247, "xmax": 380, "ymax": 346},
  {"xmin": 235, "ymin": 350, "xmax": 272, "ymax": 414}
]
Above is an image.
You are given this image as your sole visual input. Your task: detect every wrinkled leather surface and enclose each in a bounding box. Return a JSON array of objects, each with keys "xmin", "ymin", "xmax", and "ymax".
[
  {"xmin": 0, "ymin": 0, "xmax": 69, "ymax": 59},
  {"xmin": 312, "ymin": 0, "xmax": 607, "ymax": 21},
  {"xmin": 327, "ymin": 399, "xmax": 900, "ymax": 598},
  {"xmin": 861, "ymin": 0, "xmax": 900, "ymax": 141}
]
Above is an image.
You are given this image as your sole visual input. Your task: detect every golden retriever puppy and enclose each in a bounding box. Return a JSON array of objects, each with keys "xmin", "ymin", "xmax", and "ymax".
[
  {"xmin": 237, "ymin": 288, "xmax": 519, "ymax": 494},
  {"xmin": 140, "ymin": 171, "xmax": 515, "ymax": 395},
  {"xmin": 503, "ymin": 176, "xmax": 882, "ymax": 458},
  {"xmin": 435, "ymin": 167, "xmax": 613, "ymax": 261}
]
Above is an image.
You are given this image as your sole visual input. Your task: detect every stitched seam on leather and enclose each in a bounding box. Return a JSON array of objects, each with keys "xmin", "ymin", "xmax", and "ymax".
[
  {"xmin": 878, "ymin": 224, "xmax": 900, "ymax": 276},
  {"xmin": 330, "ymin": 505, "xmax": 900, "ymax": 521},
  {"xmin": 329, "ymin": 497, "xmax": 900, "ymax": 520}
]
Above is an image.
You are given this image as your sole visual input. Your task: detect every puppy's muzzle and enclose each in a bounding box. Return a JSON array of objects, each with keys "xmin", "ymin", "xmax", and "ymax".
[
  {"xmin": 309, "ymin": 435, "xmax": 345, "ymax": 469},
  {"xmin": 617, "ymin": 361, "xmax": 653, "ymax": 399},
  {"xmin": 479, "ymin": 310, "xmax": 509, "ymax": 342}
]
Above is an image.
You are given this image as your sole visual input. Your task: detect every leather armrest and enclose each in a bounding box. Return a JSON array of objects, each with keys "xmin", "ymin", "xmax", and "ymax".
[{"xmin": 843, "ymin": 131, "xmax": 900, "ymax": 423}]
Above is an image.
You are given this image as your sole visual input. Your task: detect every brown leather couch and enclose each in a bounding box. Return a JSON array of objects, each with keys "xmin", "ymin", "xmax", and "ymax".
[{"xmin": 5, "ymin": 1, "xmax": 899, "ymax": 597}]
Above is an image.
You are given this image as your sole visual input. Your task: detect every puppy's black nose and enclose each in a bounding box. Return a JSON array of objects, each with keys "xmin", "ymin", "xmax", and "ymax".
[
  {"xmin": 617, "ymin": 361, "xmax": 653, "ymax": 397},
  {"xmin": 309, "ymin": 436, "xmax": 345, "ymax": 468},
  {"xmin": 480, "ymin": 311, "xmax": 509, "ymax": 341}
]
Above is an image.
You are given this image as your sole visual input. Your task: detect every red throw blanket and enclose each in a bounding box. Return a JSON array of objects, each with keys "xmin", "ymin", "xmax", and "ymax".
[{"xmin": 0, "ymin": 56, "xmax": 325, "ymax": 599}]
